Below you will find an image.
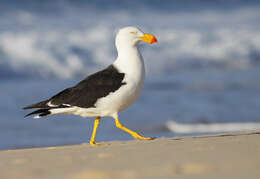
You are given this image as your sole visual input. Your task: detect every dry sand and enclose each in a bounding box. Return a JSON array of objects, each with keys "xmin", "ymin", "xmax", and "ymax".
[{"xmin": 1, "ymin": 131, "xmax": 260, "ymax": 179}]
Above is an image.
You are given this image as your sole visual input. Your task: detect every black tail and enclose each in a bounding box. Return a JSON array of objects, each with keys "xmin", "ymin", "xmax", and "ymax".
[
  {"xmin": 24, "ymin": 109, "xmax": 51, "ymax": 118},
  {"xmin": 23, "ymin": 100, "xmax": 49, "ymax": 110}
]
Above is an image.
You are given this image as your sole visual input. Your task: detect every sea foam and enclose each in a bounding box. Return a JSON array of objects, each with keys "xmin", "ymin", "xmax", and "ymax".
[{"xmin": 0, "ymin": 6, "xmax": 260, "ymax": 79}]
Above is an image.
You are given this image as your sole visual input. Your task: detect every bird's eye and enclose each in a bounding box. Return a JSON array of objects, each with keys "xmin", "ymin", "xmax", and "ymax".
[{"xmin": 130, "ymin": 31, "xmax": 137, "ymax": 34}]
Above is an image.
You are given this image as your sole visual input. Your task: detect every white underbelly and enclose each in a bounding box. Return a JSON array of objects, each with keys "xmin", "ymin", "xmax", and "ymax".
[{"xmin": 94, "ymin": 78, "xmax": 144, "ymax": 116}]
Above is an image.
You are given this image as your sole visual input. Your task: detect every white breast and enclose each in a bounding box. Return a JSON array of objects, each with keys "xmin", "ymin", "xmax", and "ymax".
[{"xmin": 94, "ymin": 47, "xmax": 145, "ymax": 117}]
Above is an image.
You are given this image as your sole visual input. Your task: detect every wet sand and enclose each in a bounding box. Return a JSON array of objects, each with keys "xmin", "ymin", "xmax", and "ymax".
[{"xmin": 1, "ymin": 131, "xmax": 260, "ymax": 179}]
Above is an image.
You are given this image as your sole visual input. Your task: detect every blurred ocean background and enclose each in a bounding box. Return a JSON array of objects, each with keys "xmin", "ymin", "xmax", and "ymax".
[{"xmin": 1, "ymin": 0, "xmax": 260, "ymax": 150}]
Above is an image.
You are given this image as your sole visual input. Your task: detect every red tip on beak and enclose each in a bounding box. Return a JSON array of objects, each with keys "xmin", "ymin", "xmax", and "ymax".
[
  {"xmin": 140, "ymin": 33, "xmax": 158, "ymax": 44},
  {"xmin": 150, "ymin": 35, "xmax": 158, "ymax": 44}
]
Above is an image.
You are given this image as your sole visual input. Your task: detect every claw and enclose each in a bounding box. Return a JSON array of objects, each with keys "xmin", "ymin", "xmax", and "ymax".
[
  {"xmin": 132, "ymin": 133, "xmax": 156, "ymax": 140},
  {"xmin": 90, "ymin": 141, "xmax": 109, "ymax": 146}
]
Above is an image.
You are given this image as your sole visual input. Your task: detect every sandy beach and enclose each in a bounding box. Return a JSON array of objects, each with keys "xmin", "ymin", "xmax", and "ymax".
[{"xmin": 1, "ymin": 131, "xmax": 260, "ymax": 179}]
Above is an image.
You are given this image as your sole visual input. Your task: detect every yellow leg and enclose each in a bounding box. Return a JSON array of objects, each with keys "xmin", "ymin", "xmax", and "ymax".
[
  {"xmin": 90, "ymin": 117, "xmax": 102, "ymax": 146},
  {"xmin": 114, "ymin": 117, "xmax": 155, "ymax": 140}
]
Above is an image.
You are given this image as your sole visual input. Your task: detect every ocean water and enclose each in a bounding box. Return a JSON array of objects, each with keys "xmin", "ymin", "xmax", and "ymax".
[{"xmin": 1, "ymin": 0, "xmax": 260, "ymax": 150}]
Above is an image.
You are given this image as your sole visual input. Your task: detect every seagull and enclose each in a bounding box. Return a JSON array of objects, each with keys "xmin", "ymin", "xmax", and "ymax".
[{"xmin": 24, "ymin": 26, "xmax": 157, "ymax": 146}]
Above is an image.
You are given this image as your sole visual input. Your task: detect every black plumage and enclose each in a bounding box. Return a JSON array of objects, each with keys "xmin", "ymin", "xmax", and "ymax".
[
  {"xmin": 24, "ymin": 109, "xmax": 51, "ymax": 118},
  {"xmin": 24, "ymin": 65, "xmax": 126, "ymax": 117}
]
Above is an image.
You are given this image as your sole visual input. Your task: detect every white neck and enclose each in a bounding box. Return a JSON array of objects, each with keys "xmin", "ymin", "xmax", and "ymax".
[{"xmin": 113, "ymin": 44, "xmax": 145, "ymax": 81}]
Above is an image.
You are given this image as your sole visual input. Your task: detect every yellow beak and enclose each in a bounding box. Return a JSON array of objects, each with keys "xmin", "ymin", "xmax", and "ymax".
[{"xmin": 140, "ymin": 33, "xmax": 158, "ymax": 44}]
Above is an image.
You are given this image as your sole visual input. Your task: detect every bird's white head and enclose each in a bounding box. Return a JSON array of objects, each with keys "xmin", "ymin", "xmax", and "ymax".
[{"xmin": 115, "ymin": 26, "xmax": 157, "ymax": 48}]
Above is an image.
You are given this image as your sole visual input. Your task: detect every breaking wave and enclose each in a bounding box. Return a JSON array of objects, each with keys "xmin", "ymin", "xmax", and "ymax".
[
  {"xmin": 0, "ymin": 2, "xmax": 260, "ymax": 79},
  {"xmin": 166, "ymin": 121, "xmax": 260, "ymax": 134}
]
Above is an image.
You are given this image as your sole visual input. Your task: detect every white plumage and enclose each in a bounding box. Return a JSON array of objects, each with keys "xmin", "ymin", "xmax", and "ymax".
[{"xmin": 88, "ymin": 27, "xmax": 147, "ymax": 118}]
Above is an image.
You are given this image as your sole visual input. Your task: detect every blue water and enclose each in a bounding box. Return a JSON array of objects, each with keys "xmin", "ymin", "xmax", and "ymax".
[{"xmin": 1, "ymin": 0, "xmax": 260, "ymax": 150}]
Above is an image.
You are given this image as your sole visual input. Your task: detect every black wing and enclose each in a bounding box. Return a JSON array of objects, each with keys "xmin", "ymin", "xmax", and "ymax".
[{"xmin": 24, "ymin": 65, "xmax": 126, "ymax": 110}]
